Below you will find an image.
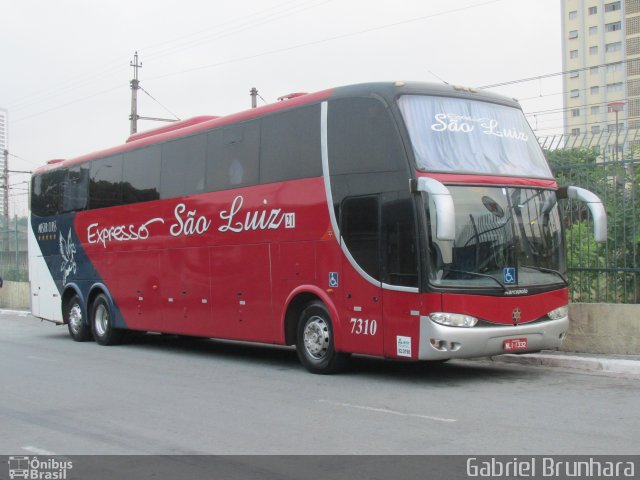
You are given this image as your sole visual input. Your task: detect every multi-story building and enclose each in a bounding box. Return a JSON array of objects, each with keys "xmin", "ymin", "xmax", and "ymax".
[{"xmin": 561, "ymin": 0, "xmax": 640, "ymax": 157}]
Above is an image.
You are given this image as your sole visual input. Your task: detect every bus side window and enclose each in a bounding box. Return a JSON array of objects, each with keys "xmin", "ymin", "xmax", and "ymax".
[
  {"xmin": 32, "ymin": 170, "xmax": 64, "ymax": 217},
  {"xmin": 89, "ymin": 155, "xmax": 124, "ymax": 209},
  {"xmin": 260, "ymin": 105, "xmax": 321, "ymax": 184},
  {"xmin": 61, "ymin": 166, "xmax": 89, "ymax": 212},
  {"xmin": 123, "ymin": 145, "xmax": 161, "ymax": 204},
  {"xmin": 328, "ymin": 97, "xmax": 404, "ymax": 176},
  {"xmin": 341, "ymin": 195, "xmax": 381, "ymax": 281},
  {"xmin": 161, "ymin": 134, "xmax": 206, "ymax": 199},
  {"xmin": 206, "ymin": 123, "xmax": 260, "ymax": 191}
]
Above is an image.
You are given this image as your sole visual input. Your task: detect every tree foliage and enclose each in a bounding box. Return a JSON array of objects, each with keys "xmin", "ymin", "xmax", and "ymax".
[{"xmin": 546, "ymin": 148, "xmax": 639, "ymax": 303}]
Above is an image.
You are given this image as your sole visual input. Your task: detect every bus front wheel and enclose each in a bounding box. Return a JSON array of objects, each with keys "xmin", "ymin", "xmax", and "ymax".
[
  {"xmin": 296, "ymin": 301, "xmax": 348, "ymax": 374},
  {"xmin": 91, "ymin": 294, "xmax": 123, "ymax": 346},
  {"xmin": 65, "ymin": 294, "xmax": 92, "ymax": 342}
]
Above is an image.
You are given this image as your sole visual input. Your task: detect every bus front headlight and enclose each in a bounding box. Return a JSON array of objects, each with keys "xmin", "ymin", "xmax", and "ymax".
[{"xmin": 430, "ymin": 312, "xmax": 478, "ymax": 328}]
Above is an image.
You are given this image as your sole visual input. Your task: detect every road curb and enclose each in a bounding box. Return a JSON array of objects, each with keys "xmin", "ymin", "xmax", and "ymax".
[{"xmin": 490, "ymin": 352, "xmax": 640, "ymax": 376}]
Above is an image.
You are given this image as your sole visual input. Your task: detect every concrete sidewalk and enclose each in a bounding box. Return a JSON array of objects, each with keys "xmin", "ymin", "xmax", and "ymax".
[{"xmin": 489, "ymin": 350, "xmax": 640, "ymax": 377}]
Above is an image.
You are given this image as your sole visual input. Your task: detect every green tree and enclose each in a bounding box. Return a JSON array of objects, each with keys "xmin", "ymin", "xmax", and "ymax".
[{"xmin": 545, "ymin": 147, "xmax": 639, "ymax": 303}]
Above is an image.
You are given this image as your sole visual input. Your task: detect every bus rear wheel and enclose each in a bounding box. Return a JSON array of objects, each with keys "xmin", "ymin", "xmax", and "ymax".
[
  {"xmin": 296, "ymin": 301, "xmax": 348, "ymax": 374},
  {"xmin": 91, "ymin": 293, "xmax": 124, "ymax": 346},
  {"xmin": 65, "ymin": 294, "xmax": 92, "ymax": 342}
]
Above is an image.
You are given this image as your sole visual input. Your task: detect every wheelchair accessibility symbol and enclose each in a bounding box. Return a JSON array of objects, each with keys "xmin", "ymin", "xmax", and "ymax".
[
  {"xmin": 503, "ymin": 267, "xmax": 516, "ymax": 284},
  {"xmin": 329, "ymin": 272, "xmax": 339, "ymax": 288}
]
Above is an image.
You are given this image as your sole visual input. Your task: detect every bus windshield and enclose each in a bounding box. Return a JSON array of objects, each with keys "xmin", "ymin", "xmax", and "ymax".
[
  {"xmin": 426, "ymin": 186, "xmax": 567, "ymax": 289},
  {"xmin": 398, "ymin": 95, "xmax": 552, "ymax": 178}
]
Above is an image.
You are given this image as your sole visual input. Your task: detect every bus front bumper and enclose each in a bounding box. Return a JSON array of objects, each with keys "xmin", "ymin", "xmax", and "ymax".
[{"xmin": 418, "ymin": 315, "xmax": 569, "ymax": 361}]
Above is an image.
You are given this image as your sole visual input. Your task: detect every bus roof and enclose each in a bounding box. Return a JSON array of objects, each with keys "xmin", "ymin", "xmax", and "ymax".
[
  {"xmin": 125, "ymin": 116, "xmax": 220, "ymax": 143},
  {"xmin": 34, "ymin": 81, "xmax": 521, "ymax": 175}
]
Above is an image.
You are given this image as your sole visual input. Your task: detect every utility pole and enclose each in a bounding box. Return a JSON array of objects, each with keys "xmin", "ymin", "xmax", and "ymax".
[
  {"xmin": 2, "ymin": 149, "xmax": 8, "ymax": 252},
  {"xmin": 250, "ymin": 87, "xmax": 258, "ymax": 108},
  {"xmin": 130, "ymin": 51, "xmax": 142, "ymax": 135},
  {"xmin": 128, "ymin": 52, "xmax": 178, "ymax": 134}
]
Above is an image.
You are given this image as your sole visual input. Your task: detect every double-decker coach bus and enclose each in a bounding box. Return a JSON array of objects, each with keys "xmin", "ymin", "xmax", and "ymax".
[{"xmin": 29, "ymin": 82, "xmax": 606, "ymax": 374}]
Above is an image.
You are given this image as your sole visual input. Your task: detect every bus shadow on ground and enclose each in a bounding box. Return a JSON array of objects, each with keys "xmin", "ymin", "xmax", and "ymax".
[
  {"xmin": 346, "ymin": 356, "xmax": 542, "ymax": 384},
  {"xmin": 115, "ymin": 331, "xmax": 543, "ymax": 384},
  {"xmin": 42, "ymin": 325, "xmax": 543, "ymax": 383}
]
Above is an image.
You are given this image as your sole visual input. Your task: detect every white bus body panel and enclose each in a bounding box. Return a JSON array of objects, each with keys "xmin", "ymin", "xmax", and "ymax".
[{"xmin": 28, "ymin": 216, "xmax": 63, "ymax": 323}]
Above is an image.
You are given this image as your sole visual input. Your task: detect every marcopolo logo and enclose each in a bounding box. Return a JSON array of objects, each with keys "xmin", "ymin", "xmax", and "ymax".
[{"xmin": 7, "ymin": 456, "xmax": 73, "ymax": 479}]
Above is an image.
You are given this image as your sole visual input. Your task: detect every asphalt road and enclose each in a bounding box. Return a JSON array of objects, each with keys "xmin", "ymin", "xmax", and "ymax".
[{"xmin": 1, "ymin": 310, "xmax": 638, "ymax": 455}]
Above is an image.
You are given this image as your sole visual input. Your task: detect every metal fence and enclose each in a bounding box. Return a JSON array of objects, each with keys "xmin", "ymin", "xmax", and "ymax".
[
  {"xmin": 540, "ymin": 130, "xmax": 639, "ymax": 304},
  {"xmin": 0, "ymin": 220, "xmax": 28, "ymax": 282}
]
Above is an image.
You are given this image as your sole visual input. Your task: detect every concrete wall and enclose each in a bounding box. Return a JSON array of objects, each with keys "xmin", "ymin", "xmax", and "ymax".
[
  {"xmin": 564, "ymin": 303, "xmax": 640, "ymax": 355},
  {"xmin": 0, "ymin": 283, "xmax": 638, "ymax": 355},
  {"xmin": 0, "ymin": 280, "xmax": 30, "ymax": 310}
]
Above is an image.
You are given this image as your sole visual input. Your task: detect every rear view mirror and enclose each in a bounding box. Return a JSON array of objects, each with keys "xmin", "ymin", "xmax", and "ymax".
[
  {"xmin": 414, "ymin": 177, "xmax": 456, "ymax": 241},
  {"xmin": 559, "ymin": 186, "xmax": 607, "ymax": 242}
]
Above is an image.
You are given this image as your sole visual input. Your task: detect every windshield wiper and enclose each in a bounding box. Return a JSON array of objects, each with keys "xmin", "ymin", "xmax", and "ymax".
[
  {"xmin": 442, "ymin": 268, "xmax": 507, "ymax": 291},
  {"xmin": 520, "ymin": 265, "xmax": 569, "ymax": 287}
]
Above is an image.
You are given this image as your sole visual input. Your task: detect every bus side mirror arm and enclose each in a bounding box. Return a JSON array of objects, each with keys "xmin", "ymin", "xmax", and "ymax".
[
  {"xmin": 411, "ymin": 178, "xmax": 456, "ymax": 241},
  {"xmin": 563, "ymin": 186, "xmax": 608, "ymax": 243}
]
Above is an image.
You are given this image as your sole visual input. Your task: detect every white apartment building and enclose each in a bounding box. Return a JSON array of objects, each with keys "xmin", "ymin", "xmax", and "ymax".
[{"xmin": 561, "ymin": 0, "xmax": 640, "ymax": 156}]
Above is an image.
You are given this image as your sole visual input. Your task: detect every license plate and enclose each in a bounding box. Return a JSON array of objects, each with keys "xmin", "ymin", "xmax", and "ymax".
[{"xmin": 504, "ymin": 338, "xmax": 528, "ymax": 351}]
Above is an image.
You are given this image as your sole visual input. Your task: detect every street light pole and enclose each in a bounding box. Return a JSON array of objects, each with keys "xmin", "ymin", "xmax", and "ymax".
[{"xmin": 608, "ymin": 101, "xmax": 624, "ymax": 161}]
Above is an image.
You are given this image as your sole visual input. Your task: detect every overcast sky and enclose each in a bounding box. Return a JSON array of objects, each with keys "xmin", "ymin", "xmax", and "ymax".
[{"xmin": 1, "ymin": 0, "xmax": 563, "ymax": 216}]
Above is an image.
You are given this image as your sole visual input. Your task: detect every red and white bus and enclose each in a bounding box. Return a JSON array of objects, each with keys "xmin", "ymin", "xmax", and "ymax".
[{"xmin": 29, "ymin": 82, "xmax": 606, "ymax": 374}]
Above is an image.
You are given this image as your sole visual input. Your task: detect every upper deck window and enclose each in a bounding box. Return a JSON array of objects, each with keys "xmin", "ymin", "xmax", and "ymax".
[{"xmin": 398, "ymin": 95, "xmax": 552, "ymax": 178}]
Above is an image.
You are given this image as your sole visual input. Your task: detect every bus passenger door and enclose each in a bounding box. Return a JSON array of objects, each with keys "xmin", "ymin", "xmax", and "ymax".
[
  {"xmin": 380, "ymin": 193, "xmax": 422, "ymax": 360},
  {"xmin": 339, "ymin": 196, "xmax": 384, "ymax": 356}
]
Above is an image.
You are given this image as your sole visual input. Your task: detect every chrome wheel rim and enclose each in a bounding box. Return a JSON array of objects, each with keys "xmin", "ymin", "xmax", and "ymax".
[
  {"xmin": 303, "ymin": 316, "xmax": 330, "ymax": 360},
  {"xmin": 94, "ymin": 304, "xmax": 109, "ymax": 337},
  {"xmin": 68, "ymin": 303, "xmax": 83, "ymax": 334}
]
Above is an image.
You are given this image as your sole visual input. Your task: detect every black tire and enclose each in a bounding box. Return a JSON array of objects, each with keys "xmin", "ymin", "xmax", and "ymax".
[
  {"xmin": 91, "ymin": 293, "xmax": 124, "ymax": 346},
  {"xmin": 296, "ymin": 301, "xmax": 348, "ymax": 374},
  {"xmin": 65, "ymin": 294, "xmax": 92, "ymax": 342}
]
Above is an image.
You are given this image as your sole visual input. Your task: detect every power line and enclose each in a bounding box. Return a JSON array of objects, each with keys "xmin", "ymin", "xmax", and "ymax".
[
  {"xmin": 10, "ymin": 0, "xmax": 505, "ymax": 124},
  {"xmin": 478, "ymin": 58, "xmax": 636, "ymax": 90},
  {"xmin": 517, "ymin": 71, "xmax": 626, "ymax": 106},
  {"xmin": 534, "ymin": 121, "xmax": 623, "ymax": 135},
  {"xmin": 12, "ymin": 84, "xmax": 121, "ymax": 124},
  {"xmin": 144, "ymin": 0, "xmax": 334, "ymax": 62},
  {"xmin": 148, "ymin": 0, "xmax": 505, "ymax": 82},
  {"xmin": 523, "ymin": 91, "xmax": 626, "ymax": 117},
  {"xmin": 7, "ymin": 0, "xmax": 331, "ymax": 115},
  {"xmin": 7, "ymin": 58, "xmax": 126, "ymax": 112},
  {"xmin": 139, "ymin": 86, "xmax": 181, "ymax": 120},
  {"xmin": 7, "ymin": 152, "xmax": 39, "ymax": 168},
  {"xmin": 534, "ymin": 115, "xmax": 626, "ymax": 133}
]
